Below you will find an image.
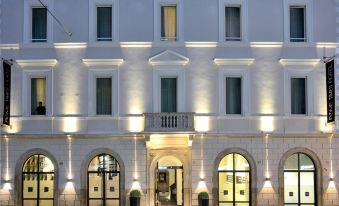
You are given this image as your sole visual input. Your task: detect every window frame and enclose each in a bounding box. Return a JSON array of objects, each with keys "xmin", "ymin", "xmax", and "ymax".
[
  {"xmin": 154, "ymin": 0, "xmax": 183, "ymax": 43},
  {"xmin": 290, "ymin": 77, "xmax": 307, "ymax": 115},
  {"xmin": 96, "ymin": 6, "xmax": 113, "ymax": 41},
  {"xmin": 283, "ymin": 0, "xmax": 313, "ymax": 44},
  {"xmin": 284, "ymin": 69, "xmax": 314, "ymax": 116},
  {"xmin": 218, "ymin": 0, "xmax": 248, "ymax": 43},
  {"xmin": 88, "ymin": 69, "xmax": 118, "ymax": 116},
  {"xmin": 23, "ymin": 0, "xmax": 53, "ymax": 44},
  {"xmin": 89, "ymin": 0, "xmax": 119, "ymax": 43},
  {"xmin": 22, "ymin": 69, "xmax": 53, "ymax": 117},
  {"xmin": 219, "ymin": 68, "xmax": 249, "ymax": 116}
]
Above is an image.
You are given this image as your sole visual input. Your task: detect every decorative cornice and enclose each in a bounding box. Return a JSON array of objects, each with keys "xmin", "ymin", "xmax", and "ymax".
[
  {"xmin": 149, "ymin": 50, "xmax": 189, "ymax": 66},
  {"xmin": 54, "ymin": 42, "xmax": 87, "ymax": 49},
  {"xmin": 82, "ymin": 59, "xmax": 124, "ymax": 66},
  {"xmin": 0, "ymin": 44, "xmax": 20, "ymax": 50},
  {"xmin": 279, "ymin": 58, "xmax": 321, "ymax": 66},
  {"xmin": 16, "ymin": 59, "xmax": 58, "ymax": 67},
  {"xmin": 213, "ymin": 58, "xmax": 254, "ymax": 66}
]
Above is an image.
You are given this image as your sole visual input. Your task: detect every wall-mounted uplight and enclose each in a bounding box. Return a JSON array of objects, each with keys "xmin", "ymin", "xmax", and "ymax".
[
  {"xmin": 2, "ymin": 180, "xmax": 12, "ymax": 190},
  {"xmin": 129, "ymin": 116, "xmax": 144, "ymax": 133},
  {"xmin": 63, "ymin": 117, "xmax": 79, "ymax": 133},
  {"xmin": 260, "ymin": 116, "xmax": 274, "ymax": 133},
  {"xmin": 195, "ymin": 116, "xmax": 209, "ymax": 132}
]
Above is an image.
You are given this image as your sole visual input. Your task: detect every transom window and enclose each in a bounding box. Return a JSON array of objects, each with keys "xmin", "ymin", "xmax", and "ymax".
[
  {"xmin": 284, "ymin": 153, "xmax": 316, "ymax": 206},
  {"xmin": 88, "ymin": 154, "xmax": 120, "ymax": 206},
  {"xmin": 32, "ymin": 7, "xmax": 47, "ymax": 42},
  {"xmin": 225, "ymin": 6, "xmax": 241, "ymax": 41},
  {"xmin": 22, "ymin": 154, "xmax": 55, "ymax": 206},
  {"xmin": 161, "ymin": 5, "xmax": 177, "ymax": 41},
  {"xmin": 218, "ymin": 153, "xmax": 251, "ymax": 206},
  {"xmin": 289, "ymin": 6, "xmax": 306, "ymax": 42}
]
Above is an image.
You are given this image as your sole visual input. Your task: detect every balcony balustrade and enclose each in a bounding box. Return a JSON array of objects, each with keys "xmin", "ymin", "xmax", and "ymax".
[{"xmin": 144, "ymin": 112, "xmax": 195, "ymax": 132}]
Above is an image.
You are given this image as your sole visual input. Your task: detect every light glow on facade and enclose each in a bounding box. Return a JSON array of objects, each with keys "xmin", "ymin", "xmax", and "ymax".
[
  {"xmin": 63, "ymin": 117, "xmax": 79, "ymax": 133},
  {"xmin": 195, "ymin": 116, "xmax": 209, "ymax": 132}
]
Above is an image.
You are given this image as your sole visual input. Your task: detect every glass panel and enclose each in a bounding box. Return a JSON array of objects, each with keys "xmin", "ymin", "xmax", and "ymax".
[
  {"xmin": 219, "ymin": 203, "xmax": 233, "ymax": 206},
  {"xmin": 219, "ymin": 172, "xmax": 233, "ymax": 202},
  {"xmin": 96, "ymin": 78, "xmax": 112, "ymax": 115},
  {"xmin": 39, "ymin": 155, "xmax": 54, "ymax": 172},
  {"xmin": 89, "ymin": 200, "xmax": 104, "ymax": 206},
  {"xmin": 234, "ymin": 154, "xmax": 249, "ymax": 171},
  {"xmin": 97, "ymin": 7, "xmax": 112, "ymax": 41},
  {"xmin": 23, "ymin": 174, "xmax": 38, "ymax": 198},
  {"xmin": 88, "ymin": 173, "xmax": 103, "ymax": 199},
  {"xmin": 300, "ymin": 172, "xmax": 315, "ymax": 203},
  {"xmin": 39, "ymin": 200, "xmax": 53, "ymax": 206},
  {"xmin": 284, "ymin": 172, "xmax": 299, "ymax": 204},
  {"xmin": 161, "ymin": 6, "xmax": 177, "ymax": 40},
  {"xmin": 161, "ymin": 78, "xmax": 177, "ymax": 112},
  {"xmin": 235, "ymin": 203, "xmax": 250, "ymax": 206},
  {"xmin": 106, "ymin": 200, "xmax": 120, "ymax": 206},
  {"xmin": 218, "ymin": 154, "xmax": 233, "ymax": 171},
  {"xmin": 299, "ymin": 153, "xmax": 314, "ymax": 170},
  {"xmin": 32, "ymin": 8, "xmax": 47, "ymax": 42},
  {"xmin": 234, "ymin": 172, "xmax": 250, "ymax": 202},
  {"xmin": 225, "ymin": 6, "xmax": 241, "ymax": 41},
  {"xmin": 23, "ymin": 200, "xmax": 38, "ymax": 206},
  {"xmin": 226, "ymin": 77, "xmax": 242, "ymax": 114},
  {"xmin": 106, "ymin": 173, "xmax": 120, "ymax": 198},
  {"xmin": 290, "ymin": 6, "xmax": 306, "ymax": 42},
  {"xmin": 31, "ymin": 78, "xmax": 46, "ymax": 115},
  {"xmin": 284, "ymin": 154, "xmax": 298, "ymax": 170},
  {"xmin": 39, "ymin": 173, "xmax": 54, "ymax": 198},
  {"xmin": 89, "ymin": 155, "xmax": 119, "ymax": 172},
  {"xmin": 23, "ymin": 155, "xmax": 40, "ymax": 172},
  {"xmin": 291, "ymin": 78, "xmax": 306, "ymax": 115},
  {"xmin": 105, "ymin": 155, "xmax": 119, "ymax": 172}
]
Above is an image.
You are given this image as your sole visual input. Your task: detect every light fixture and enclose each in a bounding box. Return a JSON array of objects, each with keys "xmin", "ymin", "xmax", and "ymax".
[
  {"xmin": 330, "ymin": 178, "xmax": 334, "ymax": 181},
  {"xmin": 265, "ymin": 177, "xmax": 270, "ymax": 181}
]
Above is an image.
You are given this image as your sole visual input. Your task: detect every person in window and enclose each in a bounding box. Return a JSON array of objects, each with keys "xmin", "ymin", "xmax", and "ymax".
[{"xmin": 36, "ymin": 101, "xmax": 46, "ymax": 115}]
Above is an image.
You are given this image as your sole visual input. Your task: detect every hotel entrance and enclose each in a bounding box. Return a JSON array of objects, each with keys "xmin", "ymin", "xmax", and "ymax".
[{"xmin": 155, "ymin": 156, "xmax": 184, "ymax": 206}]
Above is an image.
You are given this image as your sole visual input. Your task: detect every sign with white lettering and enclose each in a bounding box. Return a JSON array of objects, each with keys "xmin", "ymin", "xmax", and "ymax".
[
  {"xmin": 326, "ymin": 59, "xmax": 335, "ymax": 124},
  {"xmin": 2, "ymin": 61, "xmax": 11, "ymax": 126}
]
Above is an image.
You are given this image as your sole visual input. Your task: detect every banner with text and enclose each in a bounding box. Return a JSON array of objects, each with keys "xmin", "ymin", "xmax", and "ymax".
[
  {"xmin": 326, "ymin": 59, "xmax": 335, "ymax": 124},
  {"xmin": 3, "ymin": 61, "xmax": 11, "ymax": 126}
]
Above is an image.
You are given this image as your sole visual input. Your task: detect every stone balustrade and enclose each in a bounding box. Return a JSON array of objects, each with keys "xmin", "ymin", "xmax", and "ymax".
[{"xmin": 144, "ymin": 112, "xmax": 195, "ymax": 132}]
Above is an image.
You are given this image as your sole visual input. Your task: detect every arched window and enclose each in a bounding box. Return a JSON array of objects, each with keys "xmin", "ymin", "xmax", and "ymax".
[
  {"xmin": 218, "ymin": 153, "xmax": 251, "ymax": 206},
  {"xmin": 88, "ymin": 154, "xmax": 120, "ymax": 206},
  {"xmin": 284, "ymin": 153, "xmax": 316, "ymax": 206},
  {"xmin": 22, "ymin": 154, "xmax": 55, "ymax": 206}
]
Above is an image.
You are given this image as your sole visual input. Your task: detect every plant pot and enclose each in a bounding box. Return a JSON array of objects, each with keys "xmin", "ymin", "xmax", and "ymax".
[
  {"xmin": 199, "ymin": 199, "xmax": 209, "ymax": 206},
  {"xmin": 130, "ymin": 197, "xmax": 140, "ymax": 206}
]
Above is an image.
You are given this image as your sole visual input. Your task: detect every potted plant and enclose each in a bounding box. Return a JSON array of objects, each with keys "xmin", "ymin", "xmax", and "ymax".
[
  {"xmin": 198, "ymin": 192, "xmax": 209, "ymax": 206},
  {"xmin": 130, "ymin": 189, "xmax": 141, "ymax": 206}
]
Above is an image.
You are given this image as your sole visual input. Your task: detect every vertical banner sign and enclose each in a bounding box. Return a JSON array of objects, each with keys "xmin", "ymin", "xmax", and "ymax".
[
  {"xmin": 326, "ymin": 59, "xmax": 335, "ymax": 123},
  {"xmin": 3, "ymin": 61, "xmax": 11, "ymax": 126}
]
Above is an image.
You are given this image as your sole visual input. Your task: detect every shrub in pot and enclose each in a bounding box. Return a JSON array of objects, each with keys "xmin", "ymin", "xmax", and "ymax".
[
  {"xmin": 130, "ymin": 190, "xmax": 141, "ymax": 206},
  {"xmin": 198, "ymin": 192, "xmax": 209, "ymax": 206}
]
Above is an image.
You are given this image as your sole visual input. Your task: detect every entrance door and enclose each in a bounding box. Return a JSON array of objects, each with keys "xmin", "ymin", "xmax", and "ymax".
[{"xmin": 155, "ymin": 156, "xmax": 184, "ymax": 206}]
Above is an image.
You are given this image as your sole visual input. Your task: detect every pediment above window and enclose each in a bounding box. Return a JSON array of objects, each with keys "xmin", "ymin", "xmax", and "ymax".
[{"xmin": 149, "ymin": 50, "xmax": 189, "ymax": 66}]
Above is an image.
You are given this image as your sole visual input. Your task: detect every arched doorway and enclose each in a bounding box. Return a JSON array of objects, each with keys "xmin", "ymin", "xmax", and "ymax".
[
  {"xmin": 22, "ymin": 154, "xmax": 55, "ymax": 206},
  {"xmin": 155, "ymin": 156, "xmax": 184, "ymax": 206},
  {"xmin": 87, "ymin": 154, "xmax": 121, "ymax": 206}
]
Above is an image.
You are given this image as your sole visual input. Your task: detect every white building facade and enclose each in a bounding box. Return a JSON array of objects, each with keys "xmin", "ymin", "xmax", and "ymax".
[{"xmin": 0, "ymin": 0, "xmax": 339, "ymax": 205}]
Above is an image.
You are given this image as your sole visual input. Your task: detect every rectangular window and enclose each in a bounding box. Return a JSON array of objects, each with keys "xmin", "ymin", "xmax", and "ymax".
[
  {"xmin": 290, "ymin": 6, "xmax": 306, "ymax": 42},
  {"xmin": 97, "ymin": 7, "xmax": 112, "ymax": 41},
  {"xmin": 226, "ymin": 77, "xmax": 242, "ymax": 114},
  {"xmin": 161, "ymin": 78, "xmax": 177, "ymax": 112},
  {"xmin": 31, "ymin": 78, "xmax": 46, "ymax": 115},
  {"xmin": 96, "ymin": 78, "xmax": 112, "ymax": 115},
  {"xmin": 225, "ymin": 6, "xmax": 241, "ymax": 41},
  {"xmin": 32, "ymin": 8, "xmax": 47, "ymax": 42},
  {"xmin": 161, "ymin": 5, "xmax": 177, "ymax": 41},
  {"xmin": 291, "ymin": 78, "xmax": 306, "ymax": 114}
]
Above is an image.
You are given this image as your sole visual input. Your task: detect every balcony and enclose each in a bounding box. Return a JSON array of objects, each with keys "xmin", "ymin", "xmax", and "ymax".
[{"xmin": 144, "ymin": 112, "xmax": 195, "ymax": 132}]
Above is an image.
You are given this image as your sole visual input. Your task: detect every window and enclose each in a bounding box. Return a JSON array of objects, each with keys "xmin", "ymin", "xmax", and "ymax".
[
  {"xmin": 89, "ymin": 0, "xmax": 118, "ymax": 42},
  {"xmin": 218, "ymin": 153, "xmax": 251, "ymax": 206},
  {"xmin": 291, "ymin": 77, "xmax": 306, "ymax": 115},
  {"xmin": 31, "ymin": 78, "xmax": 46, "ymax": 115},
  {"xmin": 97, "ymin": 7, "xmax": 112, "ymax": 41},
  {"xmin": 88, "ymin": 154, "xmax": 120, "ymax": 206},
  {"xmin": 161, "ymin": 5, "xmax": 177, "ymax": 41},
  {"xmin": 161, "ymin": 78, "xmax": 177, "ymax": 112},
  {"xmin": 22, "ymin": 154, "xmax": 55, "ymax": 206},
  {"xmin": 225, "ymin": 6, "xmax": 241, "ymax": 41},
  {"xmin": 96, "ymin": 77, "xmax": 112, "ymax": 115},
  {"xmin": 32, "ymin": 8, "xmax": 47, "ymax": 42},
  {"xmin": 219, "ymin": 0, "xmax": 248, "ymax": 42},
  {"xmin": 226, "ymin": 77, "xmax": 242, "ymax": 114},
  {"xmin": 290, "ymin": 6, "xmax": 306, "ymax": 42},
  {"xmin": 284, "ymin": 153, "xmax": 316, "ymax": 205}
]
